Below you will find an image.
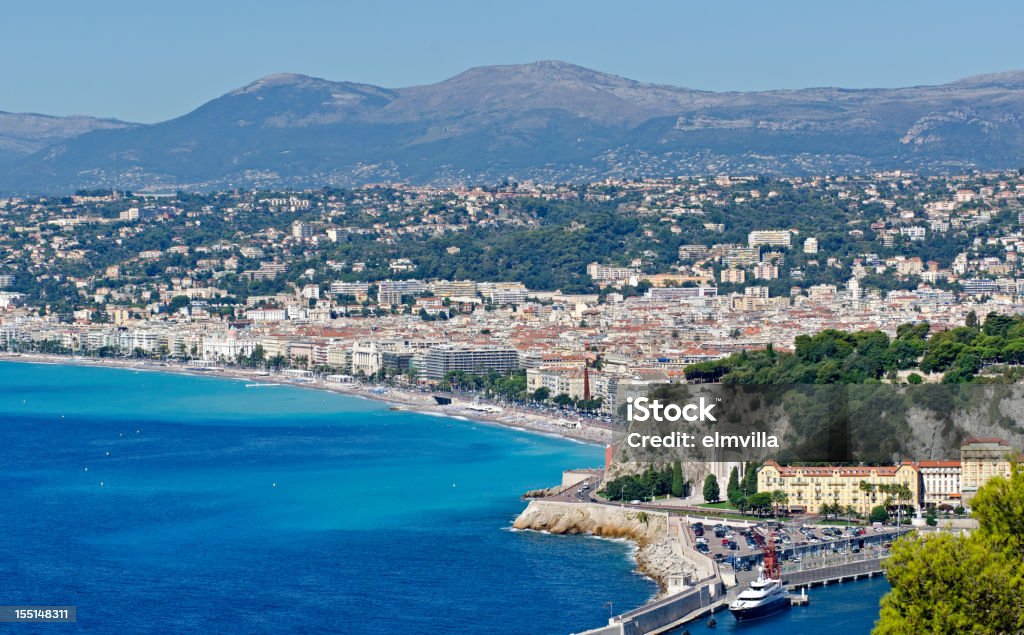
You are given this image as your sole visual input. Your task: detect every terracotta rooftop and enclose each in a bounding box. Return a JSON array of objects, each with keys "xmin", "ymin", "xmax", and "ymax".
[
  {"xmin": 761, "ymin": 460, "xmax": 918, "ymax": 476},
  {"xmin": 961, "ymin": 437, "xmax": 1010, "ymax": 446}
]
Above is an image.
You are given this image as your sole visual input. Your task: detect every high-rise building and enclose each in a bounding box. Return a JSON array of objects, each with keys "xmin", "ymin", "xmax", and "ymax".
[
  {"xmin": 377, "ymin": 280, "xmax": 427, "ymax": 305},
  {"xmin": 722, "ymin": 246, "xmax": 760, "ymax": 267},
  {"xmin": 420, "ymin": 345, "xmax": 519, "ymax": 380},
  {"xmin": 292, "ymin": 221, "xmax": 314, "ymax": 240}
]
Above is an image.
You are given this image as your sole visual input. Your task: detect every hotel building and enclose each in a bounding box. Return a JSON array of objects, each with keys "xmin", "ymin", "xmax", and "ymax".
[
  {"xmin": 918, "ymin": 460, "xmax": 962, "ymax": 508},
  {"xmin": 757, "ymin": 461, "xmax": 920, "ymax": 515},
  {"xmin": 960, "ymin": 437, "xmax": 1013, "ymax": 505},
  {"xmin": 758, "ymin": 437, "xmax": 1016, "ymax": 515}
]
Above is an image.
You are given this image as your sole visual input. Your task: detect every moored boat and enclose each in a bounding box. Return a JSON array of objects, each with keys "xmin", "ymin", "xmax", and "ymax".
[{"xmin": 728, "ymin": 572, "xmax": 790, "ymax": 621}]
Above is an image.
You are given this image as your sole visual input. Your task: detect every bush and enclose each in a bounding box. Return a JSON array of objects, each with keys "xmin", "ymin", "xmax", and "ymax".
[{"xmin": 870, "ymin": 505, "xmax": 889, "ymax": 524}]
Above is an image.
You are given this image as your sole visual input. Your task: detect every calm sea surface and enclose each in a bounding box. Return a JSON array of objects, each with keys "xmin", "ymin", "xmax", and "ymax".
[
  {"xmin": 676, "ymin": 576, "xmax": 888, "ymax": 634},
  {"xmin": 0, "ymin": 361, "xmax": 886, "ymax": 633}
]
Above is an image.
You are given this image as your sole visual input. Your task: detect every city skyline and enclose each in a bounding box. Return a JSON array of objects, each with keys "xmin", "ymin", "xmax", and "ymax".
[{"xmin": 6, "ymin": 4, "xmax": 1023, "ymax": 632}]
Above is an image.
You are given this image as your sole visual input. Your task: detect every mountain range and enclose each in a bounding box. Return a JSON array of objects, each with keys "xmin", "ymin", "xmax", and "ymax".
[{"xmin": 3, "ymin": 60, "xmax": 1024, "ymax": 193}]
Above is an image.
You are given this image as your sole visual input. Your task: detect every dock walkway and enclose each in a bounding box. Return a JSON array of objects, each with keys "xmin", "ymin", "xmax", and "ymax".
[{"xmin": 785, "ymin": 557, "xmax": 886, "ymax": 588}]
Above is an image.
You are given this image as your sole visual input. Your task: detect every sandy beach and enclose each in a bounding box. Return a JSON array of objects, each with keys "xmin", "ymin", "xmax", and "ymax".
[{"xmin": 0, "ymin": 352, "xmax": 621, "ymax": 446}]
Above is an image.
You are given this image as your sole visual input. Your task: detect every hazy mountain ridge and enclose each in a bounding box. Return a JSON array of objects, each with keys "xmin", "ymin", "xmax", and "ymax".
[
  {"xmin": 0, "ymin": 112, "xmax": 133, "ymax": 169},
  {"xmin": 3, "ymin": 61, "xmax": 1024, "ymax": 192}
]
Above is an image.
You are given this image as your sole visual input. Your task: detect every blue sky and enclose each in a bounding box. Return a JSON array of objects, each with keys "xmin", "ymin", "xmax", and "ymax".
[{"xmin": 5, "ymin": 0, "xmax": 1024, "ymax": 123}]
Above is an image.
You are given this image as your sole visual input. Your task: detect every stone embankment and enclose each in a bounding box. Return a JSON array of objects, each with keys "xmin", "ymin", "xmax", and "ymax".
[{"xmin": 513, "ymin": 500, "xmax": 696, "ymax": 593}]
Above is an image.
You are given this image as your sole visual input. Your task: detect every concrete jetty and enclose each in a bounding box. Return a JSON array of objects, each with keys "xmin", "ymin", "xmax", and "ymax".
[
  {"xmin": 785, "ymin": 557, "xmax": 886, "ymax": 588},
  {"xmin": 569, "ymin": 516, "xmax": 726, "ymax": 635}
]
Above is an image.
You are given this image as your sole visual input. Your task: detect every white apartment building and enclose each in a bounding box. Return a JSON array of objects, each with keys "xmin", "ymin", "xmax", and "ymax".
[
  {"xmin": 587, "ymin": 262, "xmax": 639, "ymax": 282},
  {"xmin": 919, "ymin": 461, "xmax": 961, "ymax": 508},
  {"xmin": 330, "ymin": 281, "xmax": 370, "ymax": 300},
  {"xmin": 488, "ymin": 283, "xmax": 528, "ymax": 306},
  {"xmin": 431, "ymin": 280, "xmax": 478, "ymax": 298},
  {"xmin": 351, "ymin": 342, "xmax": 382, "ymax": 376},
  {"xmin": 378, "ymin": 280, "xmax": 428, "ymax": 306},
  {"xmin": 202, "ymin": 335, "xmax": 257, "ymax": 362},
  {"xmin": 748, "ymin": 230, "xmax": 792, "ymax": 248}
]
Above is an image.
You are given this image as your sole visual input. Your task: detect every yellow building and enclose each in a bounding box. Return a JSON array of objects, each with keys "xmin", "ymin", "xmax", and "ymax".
[
  {"xmin": 960, "ymin": 437, "xmax": 1013, "ymax": 506},
  {"xmin": 757, "ymin": 461, "xmax": 920, "ymax": 516}
]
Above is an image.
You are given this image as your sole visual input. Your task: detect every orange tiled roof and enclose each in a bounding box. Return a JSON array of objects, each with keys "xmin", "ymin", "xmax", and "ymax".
[{"xmin": 761, "ymin": 460, "xmax": 917, "ymax": 476}]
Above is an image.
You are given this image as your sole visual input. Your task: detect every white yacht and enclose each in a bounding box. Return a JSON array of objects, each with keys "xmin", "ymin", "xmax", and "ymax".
[{"xmin": 728, "ymin": 572, "xmax": 790, "ymax": 621}]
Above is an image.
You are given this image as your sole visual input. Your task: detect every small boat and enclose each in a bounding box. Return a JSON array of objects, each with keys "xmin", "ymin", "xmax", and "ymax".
[{"xmin": 728, "ymin": 571, "xmax": 789, "ymax": 621}]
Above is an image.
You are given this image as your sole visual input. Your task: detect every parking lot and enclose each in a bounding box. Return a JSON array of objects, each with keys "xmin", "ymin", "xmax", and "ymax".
[{"xmin": 689, "ymin": 520, "xmax": 910, "ymax": 573}]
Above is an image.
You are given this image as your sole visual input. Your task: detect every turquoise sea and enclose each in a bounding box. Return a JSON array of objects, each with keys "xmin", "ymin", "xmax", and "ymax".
[{"xmin": 0, "ymin": 361, "xmax": 887, "ymax": 633}]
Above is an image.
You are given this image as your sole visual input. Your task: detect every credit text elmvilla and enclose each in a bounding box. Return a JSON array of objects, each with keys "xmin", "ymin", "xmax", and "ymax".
[{"xmin": 625, "ymin": 397, "xmax": 779, "ymax": 450}]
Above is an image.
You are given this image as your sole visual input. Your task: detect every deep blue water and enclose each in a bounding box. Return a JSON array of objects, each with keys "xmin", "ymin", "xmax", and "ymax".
[
  {"xmin": 0, "ymin": 361, "xmax": 888, "ymax": 634},
  {"xmin": 0, "ymin": 361, "xmax": 654, "ymax": 634},
  {"xmin": 677, "ymin": 576, "xmax": 888, "ymax": 635}
]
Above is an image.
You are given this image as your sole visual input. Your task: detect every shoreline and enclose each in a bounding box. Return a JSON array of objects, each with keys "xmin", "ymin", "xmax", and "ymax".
[{"xmin": 0, "ymin": 352, "xmax": 619, "ymax": 446}]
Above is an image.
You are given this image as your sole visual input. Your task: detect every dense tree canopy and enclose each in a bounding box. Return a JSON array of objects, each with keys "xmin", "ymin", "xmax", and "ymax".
[
  {"xmin": 685, "ymin": 313, "xmax": 1024, "ymax": 385},
  {"xmin": 875, "ymin": 464, "xmax": 1024, "ymax": 634}
]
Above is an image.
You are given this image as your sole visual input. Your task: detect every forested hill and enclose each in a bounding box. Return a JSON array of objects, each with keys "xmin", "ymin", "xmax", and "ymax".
[{"xmin": 684, "ymin": 312, "xmax": 1024, "ymax": 385}]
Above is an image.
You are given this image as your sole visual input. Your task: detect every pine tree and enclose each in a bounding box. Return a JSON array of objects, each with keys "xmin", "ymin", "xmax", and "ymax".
[
  {"xmin": 741, "ymin": 461, "xmax": 760, "ymax": 496},
  {"xmin": 671, "ymin": 461, "xmax": 684, "ymax": 498},
  {"xmin": 875, "ymin": 464, "xmax": 1024, "ymax": 634},
  {"xmin": 703, "ymin": 474, "xmax": 720, "ymax": 503},
  {"xmin": 727, "ymin": 466, "xmax": 741, "ymax": 505}
]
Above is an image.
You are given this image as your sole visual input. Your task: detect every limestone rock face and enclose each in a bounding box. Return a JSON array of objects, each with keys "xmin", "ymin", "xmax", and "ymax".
[{"xmin": 513, "ymin": 500, "xmax": 696, "ymax": 593}]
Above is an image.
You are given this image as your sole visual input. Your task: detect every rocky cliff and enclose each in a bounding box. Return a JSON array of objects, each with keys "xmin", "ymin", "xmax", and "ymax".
[{"xmin": 513, "ymin": 500, "xmax": 696, "ymax": 593}]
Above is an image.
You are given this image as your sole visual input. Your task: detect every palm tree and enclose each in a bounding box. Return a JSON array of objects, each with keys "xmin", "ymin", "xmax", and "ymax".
[
  {"xmin": 770, "ymin": 490, "xmax": 789, "ymax": 518},
  {"xmin": 889, "ymin": 483, "xmax": 912, "ymax": 526}
]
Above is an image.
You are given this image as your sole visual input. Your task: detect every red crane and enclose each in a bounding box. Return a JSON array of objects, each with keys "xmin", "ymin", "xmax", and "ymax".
[{"xmin": 752, "ymin": 528, "xmax": 780, "ymax": 580}]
